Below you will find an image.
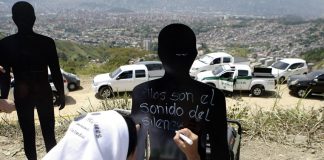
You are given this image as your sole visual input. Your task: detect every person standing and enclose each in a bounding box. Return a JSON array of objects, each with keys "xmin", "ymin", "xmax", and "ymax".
[
  {"xmin": 131, "ymin": 23, "xmax": 229, "ymax": 159},
  {"xmin": 0, "ymin": 1, "xmax": 65, "ymax": 159}
]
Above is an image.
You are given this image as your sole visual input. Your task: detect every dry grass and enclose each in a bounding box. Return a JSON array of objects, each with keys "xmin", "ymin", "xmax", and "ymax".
[
  {"xmin": 227, "ymin": 85, "xmax": 323, "ymax": 150},
  {"xmin": 0, "ymin": 91, "xmax": 323, "ymax": 150}
]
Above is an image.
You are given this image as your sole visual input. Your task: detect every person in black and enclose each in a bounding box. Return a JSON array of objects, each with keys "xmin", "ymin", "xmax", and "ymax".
[
  {"xmin": 0, "ymin": 1, "xmax": 65, "ymax": 159},
  {"xmin": 131, "ymin": 23, "xmax": 230, "ymax": 159}
]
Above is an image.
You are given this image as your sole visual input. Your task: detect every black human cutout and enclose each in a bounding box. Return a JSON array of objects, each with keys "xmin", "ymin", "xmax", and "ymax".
[
  {"xmin": 131, "ymin": 23, "xmax": 230, "ymax": 159},
  {"xmin": 0, "ymin": 1, "xmax": 65, "ymax": 160}
]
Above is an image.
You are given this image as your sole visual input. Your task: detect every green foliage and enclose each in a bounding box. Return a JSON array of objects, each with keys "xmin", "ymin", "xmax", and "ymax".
[
  {"xmin": 226, "ymin": 45, "xmax": 251, "ymax": 57},
  {"xmin": 301, "ymin": 48, "xmax": 324, "ymax": 63},
  {"xmin": 56, "ymin": 40, "xmax": 153, "ymax": 75},
  {"xmin": 314, "ymin": 61, "xmax": 324, "ymax": 70},
  {"xmin": 56, "ymin": 40, "xmax": 108, "ymax": 61}
]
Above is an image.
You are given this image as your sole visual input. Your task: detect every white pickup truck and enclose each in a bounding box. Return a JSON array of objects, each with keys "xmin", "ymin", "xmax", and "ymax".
[
  {"xmin": 190, "ymin": 52, "xmax": 234, "ymax": 77},
  {"xmin": 92, "ymin": 64, "xmax": 164, "ymax": 98},
  {"xmin": 196, "ymin": 64, "xmax": 276, "ymax": 96}
]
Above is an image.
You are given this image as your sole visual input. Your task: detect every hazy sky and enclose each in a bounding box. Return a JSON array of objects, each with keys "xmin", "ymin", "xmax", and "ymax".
[{"xmin": 1, "ymin": 0, "xmax": 324, "ymax": 18}]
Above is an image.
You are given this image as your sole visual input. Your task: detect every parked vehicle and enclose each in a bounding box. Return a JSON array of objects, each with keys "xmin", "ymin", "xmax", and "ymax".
[
  {"xmin": 49, "ymin": 75, "xmax": 69, "ymax": 103},
  {"xmin": 190, "ymin": 52, "xmax": 234, "ymax": 77},
  {"xmin": 269, "ymin": 58, "xmax": 308, "ymax": 83},
  {"xmin": 61, "ymin": 69, "xmax": 81, "ymax": 91},
  {"xmin": 92, "ymin": 64, "xmax": 163, "ymax": 99},
  {"xmin": 287, "ymin": 70, "xmax": 324, "ymax": 98},
  {"xmin": 135, "ymin": 61, "xmax": 165, "ymax": 77},
  {"xmin": 196, "ymin": 64, "xmax": 276, "ymax": 96}
]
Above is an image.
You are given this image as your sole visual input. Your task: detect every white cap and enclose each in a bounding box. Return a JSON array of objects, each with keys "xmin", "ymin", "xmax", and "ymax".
[{"xmin": 43, "ymin": 110, "xmax": 129, "ymax": 160}]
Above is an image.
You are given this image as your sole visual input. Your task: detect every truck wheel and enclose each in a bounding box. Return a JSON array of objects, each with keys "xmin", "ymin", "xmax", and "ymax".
[
  {"xmin": 99, "ymin": 86, "xmax": 113, "ymax": 99},
  {"xmin": 251, "ymin": 85, "xmax": 264, "ymax": 97},
  {"xmin": 278, "ymin": 77, "xmax": 285, "ymax": 84},
  {"xmin": 68, "ymin": 83, "xmax": 77, "ymax": 91},
  {"xmin": 296, "ymin": 88, "xmax": 308, "ymax": 98}
]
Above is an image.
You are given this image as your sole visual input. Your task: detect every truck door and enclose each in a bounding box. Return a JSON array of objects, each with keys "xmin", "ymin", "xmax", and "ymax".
[
  {"xmin": 208, "ymin": 58, "xmax": 221, "ymax": 71},
  {"xmin": 133, "ymin": 70, "xmax": 148, "ymax": 89},
  {"xmin": 218, "ymin": 71, "xmax": 234, "ymax": 92},
  {"xmin": 114, "ymin": 70, "xmax": 133, "ymax": 92},
  {"xmin": 287, "ymin": 63, "xmax": 304, "ymax": 76},
  {"xmin": 234, "ymin": 70, "xmax": 251, "ymax": 90}
]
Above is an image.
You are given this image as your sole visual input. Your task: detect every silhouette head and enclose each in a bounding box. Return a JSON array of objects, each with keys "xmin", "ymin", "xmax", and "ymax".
[
  {"xmin": 12, "ymin": 1, "xmax": 36, "ymax": 32},
  {"xmin": 158, "ymin": 23, "xmax": 197, "ymax": 75}
]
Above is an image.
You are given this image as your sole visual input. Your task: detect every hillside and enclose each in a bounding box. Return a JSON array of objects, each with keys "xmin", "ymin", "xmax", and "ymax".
[
  {"xmin": 55, "ymin": 40, "xmax": 155, "ymax": 75},
  {"xmin": 1, "ymin": 32, "xmax": 323, "ymax": 74},
  {"xmin": 301, "ymin": 48, "xmax": 324, "ymax": 69},
  {"xmin": 0, "ymin": 33, "xmax": 154, "ymax": 74}
]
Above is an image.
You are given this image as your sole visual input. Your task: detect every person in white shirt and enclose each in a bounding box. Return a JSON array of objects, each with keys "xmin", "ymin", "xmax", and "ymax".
[{"xmin": 43, "ymin": 110, "xmax": 200, "ymax": 160}]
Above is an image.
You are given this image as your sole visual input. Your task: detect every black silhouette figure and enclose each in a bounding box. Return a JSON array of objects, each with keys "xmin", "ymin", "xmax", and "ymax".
[
  {"xmin": 0, "ymin": 1, "xmax": 65, "ymax": 159},
  {"xmin": 131, "ymin": 24, "xmax": 230, "ymax": 159}
]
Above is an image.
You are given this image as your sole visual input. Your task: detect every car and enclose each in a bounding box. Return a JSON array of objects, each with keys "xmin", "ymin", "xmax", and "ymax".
[
  {"xmin": 269, "ymin": 58, "xmax": 308, "ymax": 84},
  {"xmin": 49, "ymin": 75, "xmax": 69, "ymax": 103},
  {"xmin": 61, "ymin": 69, "xmax": 81, "ymax": 91},
  {"xmin": 190, "ymin": 52, "xmax": 234, "ymax": 77},
  {"xmin": 287, "ymin": 70, "xmax": 324, "ymax": 98}
]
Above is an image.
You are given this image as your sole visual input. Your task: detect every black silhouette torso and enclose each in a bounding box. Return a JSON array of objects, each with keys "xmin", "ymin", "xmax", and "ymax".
[
  {"xmin": 131, "ymin": 24, "xmax": 230, "ymax": 160},
  {"xmin": 0, "ymin": 2, "xmax": 64, "ymax": 160},
  {"xmin": 1, "ymin": 33, "xmax": 61, "ymax": 99}
]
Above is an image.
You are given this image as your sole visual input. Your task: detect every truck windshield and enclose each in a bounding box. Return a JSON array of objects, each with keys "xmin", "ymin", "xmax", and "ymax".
[
  {"xmin": 271, "ymin": 61, "xmax": 289, "ymax": 70},
  {"xmin": 212, "ymin": 66, "xmax": 224, "ymax": 75},
  {"xmin": 109, "ymin": 68, "xmax": 122, "ymax": 78},
  {"xmin": 198, "ymin": 55, "xmax": 214, "ymax": 64}
]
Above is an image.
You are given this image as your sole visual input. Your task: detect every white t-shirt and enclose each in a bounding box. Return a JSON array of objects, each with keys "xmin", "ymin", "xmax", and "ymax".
[{"xmin": 43, "ymin": 110, "xmax": 129, "ymax": 160}]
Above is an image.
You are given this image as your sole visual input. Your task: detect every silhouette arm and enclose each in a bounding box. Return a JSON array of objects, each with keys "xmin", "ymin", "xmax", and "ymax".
[
  {"xmin": 47, "ymin": 39, "xmax": 65, "ymax": 107},
  {"xmin": 209, "ymin": 90, "xmax": 230, "ymax": 159},
  {"xmin": 0, "ymin": 41, "xmax": 11, "ymax": 99},
  {"xmin": 0, "ymin": 66, "xmax": 11, "ymax": 99}
]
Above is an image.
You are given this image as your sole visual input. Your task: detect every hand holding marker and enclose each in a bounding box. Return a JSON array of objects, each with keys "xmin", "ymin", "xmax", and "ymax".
[
  {"xmin": 175, "ymin": 131, "xmax": 193, "ymax": 145},
  {"xmin": 174, "ymin": 128, "xmax": 201, "ymax": 160}
]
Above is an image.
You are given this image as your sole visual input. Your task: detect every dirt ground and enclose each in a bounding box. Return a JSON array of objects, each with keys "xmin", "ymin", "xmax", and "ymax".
[{"xmin": 0, "ymin": 75, "xmax": 323, "ymax": 159}]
